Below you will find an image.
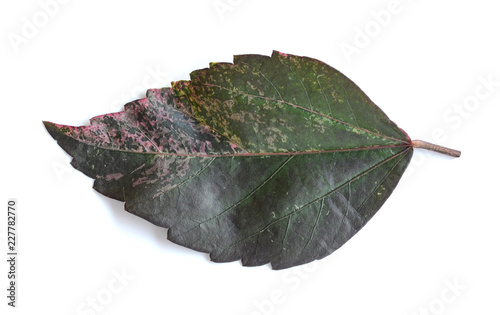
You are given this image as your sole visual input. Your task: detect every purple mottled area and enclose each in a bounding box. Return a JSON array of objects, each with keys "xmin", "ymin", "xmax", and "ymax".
[
  {"xmin": 47, "ymin": 88, "xmax": 243, "ymax": 156},
  {"xmin": 43, "ymin": 87, "xmax": 244, "ymax": 205}
]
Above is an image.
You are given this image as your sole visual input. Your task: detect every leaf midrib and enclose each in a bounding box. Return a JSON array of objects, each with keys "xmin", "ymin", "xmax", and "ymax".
[{"xmin": 60, "ymin": 134, "xmax": 410, "ymax": 157}]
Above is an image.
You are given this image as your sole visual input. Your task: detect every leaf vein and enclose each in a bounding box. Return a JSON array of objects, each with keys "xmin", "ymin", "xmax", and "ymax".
[
  {"xmin": 356, "ymin": 147, "xmax": 411, "ymax": 222},
  {"xmin": 203, "ymin": 83, "xmax": 407, "ymax": 144},
  {"xmin": 300, "ymin": 198, "xmax": 324, "ymax": 255},
  {"xmin": 277, "ymin": 56, "xmax": 313, "ymax": 110},
  {"xmin": 313, "ymin": 69, "xmax": 333, "ymax": 117},
  {"xmin": 152, "ymin": 157, "xmax": 216, "ymax": 200},
  {"xmin": 338, "ymin": 82, "xmax": 360, "ymax": 128},
  {"xmin": 258, "ymin": 70, "xmax": 285, "ymax": 102},
  {"xmin": 215, "ymin": 148, "xmax": 409, "ymax": 260},
  {"xmin": 169, "ymin": 155, "xmax": 295, "ymax": 239},
  {"xmin": 125, "ymin": 105, "xmax": 162, "ymax": 152}
]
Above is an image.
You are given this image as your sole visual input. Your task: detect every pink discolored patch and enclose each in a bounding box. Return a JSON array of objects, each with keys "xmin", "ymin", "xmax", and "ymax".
[
  {"xmin": 147, "ymin": 88, "xmax": 162, "ymax": 99},
  {"xmin": 104, "ymin": 173, "xmax": 124, "ymax": 181},
  {"xmin": 230, "ymin": 142, "xmax": 240, "ymax": 151}
]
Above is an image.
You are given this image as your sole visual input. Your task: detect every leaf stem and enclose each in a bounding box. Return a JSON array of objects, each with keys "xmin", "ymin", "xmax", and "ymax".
[{"xmin": 412, "ymin": 140, "xmax": 461, "ymax": 158}]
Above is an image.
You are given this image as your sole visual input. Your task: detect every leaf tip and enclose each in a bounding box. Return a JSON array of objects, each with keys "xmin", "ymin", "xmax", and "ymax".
[{"xmin": 42, "ymin": 120, "xmax": 57, "ymax": 135}]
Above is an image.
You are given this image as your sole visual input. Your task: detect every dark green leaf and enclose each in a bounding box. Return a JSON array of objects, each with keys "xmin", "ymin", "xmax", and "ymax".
[{"xmin": 44, "ymin": 51, "xmax": 414, "ymax": 269}]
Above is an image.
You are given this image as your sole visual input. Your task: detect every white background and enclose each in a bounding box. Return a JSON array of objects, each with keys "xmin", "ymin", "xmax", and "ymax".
[{"xmin": 1, "ymin": 0, "xmax": 499, "ymax": 314}]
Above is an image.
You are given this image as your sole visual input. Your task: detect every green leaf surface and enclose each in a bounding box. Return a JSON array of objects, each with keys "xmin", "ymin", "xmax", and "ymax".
[{"xmin": 44, "ymin": 51, "xmax": 413, "ymax": 269}]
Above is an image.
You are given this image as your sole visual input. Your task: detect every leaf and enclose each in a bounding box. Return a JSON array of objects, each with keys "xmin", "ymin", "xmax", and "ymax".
[{"xmin": 44, "ymin": 51, "xmax": 453, "ymax": 269}]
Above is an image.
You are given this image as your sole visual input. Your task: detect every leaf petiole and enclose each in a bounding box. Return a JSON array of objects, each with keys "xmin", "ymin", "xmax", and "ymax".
[{"xmin": 412, "ymin": 140, "xmax": 461, "ymax": 158}]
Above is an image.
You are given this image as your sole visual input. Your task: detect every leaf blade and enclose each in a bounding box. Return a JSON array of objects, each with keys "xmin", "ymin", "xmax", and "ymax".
[{"xmin": 45, "ymin": 51, "xmax": 413, "ymax": 269}]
